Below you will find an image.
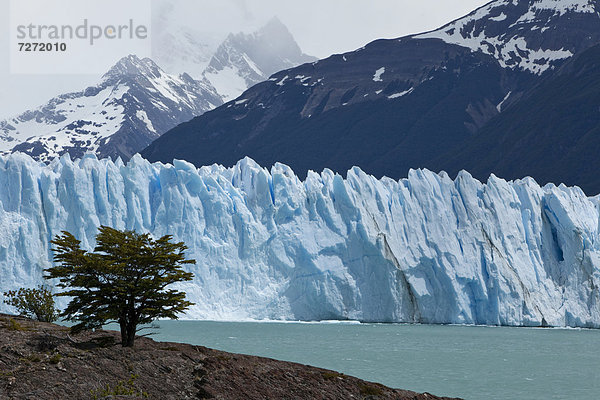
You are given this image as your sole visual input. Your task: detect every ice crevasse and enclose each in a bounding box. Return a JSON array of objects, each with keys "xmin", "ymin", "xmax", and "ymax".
[{"xmin": 0, "ymin": 152, "xmax": 599, "ymax": 327}]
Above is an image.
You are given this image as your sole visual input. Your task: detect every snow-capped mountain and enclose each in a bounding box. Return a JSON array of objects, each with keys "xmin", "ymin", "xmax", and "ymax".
[
  {"xmin": 152, "ymin": 26, "xmax": 223, "ymax": 81},
  {"xmin": 203, "ymin": 18, "xmax": 317, "ymax": 101},
  {"xmin": 143, "ymin": 0, "xmax": 600, "ymax": 193},
  {"xmin": 152, "ymin": 13, "xmax": 316, "ymax": 102},
  {"xmin": 151, "ymin": 1, "xmax": 224, "ymax": 80},
  {"xmin": 0, "ymin": 17, "xmax": 314, "ymax": 162},
  {"xmin": 0, "ymin": 55, "xmax": 223, "ymax": 162},
  {"xmin": 416, "ymin": 0, "xmax": 598, "ymax": 75},
  {"xmin": 1, "ymin": 153, "xmax": 599, "ymax": 327}
]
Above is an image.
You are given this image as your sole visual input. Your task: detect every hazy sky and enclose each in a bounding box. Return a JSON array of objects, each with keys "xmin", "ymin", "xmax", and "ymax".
[{"xmin": 0, "ymin": 0, "xmax": 489, "ymax": 119}]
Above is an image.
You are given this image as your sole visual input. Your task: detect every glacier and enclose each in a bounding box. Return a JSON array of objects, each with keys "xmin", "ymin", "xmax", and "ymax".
[{"xmin": 0, "ymin": 152, "xmax": 599, "ymax": 327}]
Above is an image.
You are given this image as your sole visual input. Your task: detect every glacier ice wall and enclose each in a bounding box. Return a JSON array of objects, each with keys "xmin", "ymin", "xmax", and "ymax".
[{"xmin": 0, "ymin": 153, "xmax": 599, "ymax": 327}]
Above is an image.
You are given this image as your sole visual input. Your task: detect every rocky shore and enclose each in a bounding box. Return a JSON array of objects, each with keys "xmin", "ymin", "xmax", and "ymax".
[{"xmin": 0, "ymin": 314, "xmax": 460, "ymax": 399}]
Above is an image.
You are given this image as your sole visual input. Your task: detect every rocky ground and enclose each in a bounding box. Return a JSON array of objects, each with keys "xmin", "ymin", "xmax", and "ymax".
[{"xmin": 0, "ymin": 314, "xmax": 461, "ymax": 399}]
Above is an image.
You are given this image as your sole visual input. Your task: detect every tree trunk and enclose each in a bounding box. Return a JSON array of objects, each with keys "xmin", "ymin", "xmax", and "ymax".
[
  {"xmin": 124, "ymin": 322, "xmax": 136, "ymax": 347},
  {"xmin": 121, "ymin": 313, "xmax": 137, "ymax": 347},
  {"xmin": 119, "ymin": 319, "xmax": 128, "ymax": 346},
  {"xmin": 120, "ymin": 300, "xmax": 138, "ymax": 347},
  {"xmin": 119, "ymin": 318, "xmax": 136, "ymax": 347}
]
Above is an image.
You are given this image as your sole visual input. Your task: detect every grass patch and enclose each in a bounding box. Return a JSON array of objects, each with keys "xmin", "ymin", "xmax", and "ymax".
[
  {"xmin": 19, "ymin": 354, "xmax": 42, "ymax": 363},
  {"xmin": 358, "ymin": 382, "xmax": 384, "ymax": 396},
  {"xmin": 26, "ymin": 354, "xmax": 42, "ymax": 362},
  {"xmin": 322, "ymin": 371, "xmax": 343, "ymax": 380},
  {"xmin": 49, "ymin": 353, "xmax": 62, "ymax": 364},
  {"xmin": 90, "ymin": 373, "xmax": 148, "ymax": 399},
  {"xmin": 3, "ymin": 318, "xmax": 31, "ymax": 331}
]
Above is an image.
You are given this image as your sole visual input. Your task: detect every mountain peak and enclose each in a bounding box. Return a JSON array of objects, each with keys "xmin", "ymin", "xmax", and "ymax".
[
  {"xmin": 102, "ymin": 55, "xmax": 162, "ymax": 81},
  {"xmin": 2, "ymin": 54, "xmax": 223, "ymax": 163},
  {"xmin": 203, "ymin": 18, "xmax": 316, "ymax": 101},
  {"xmin": 528, "ymin": 0, "xmax": 596, "ymax": 14},
  {"xmin": 414, "ymin": 0, "xmax": 600, "ymax": 75},
  {"xmin": 221, "ymin": 17, "xmax": 297, "ymax": 51},
  {"xmin": 256, "ymin": 16, "xmax": 290, "ymax": 37}
]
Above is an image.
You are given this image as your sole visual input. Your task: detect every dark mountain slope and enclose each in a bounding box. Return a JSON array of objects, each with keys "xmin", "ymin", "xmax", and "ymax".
[
  {"xmin": 143, "ymin": 37, "xmax": 528, "ymax": 177},
  {"xmin": 438, "ymin": 43, "xmax": 600, "ymax": 194},
  {"xmin": 142, "ymin": 0, "xmax": 600, "ymax": 192}
]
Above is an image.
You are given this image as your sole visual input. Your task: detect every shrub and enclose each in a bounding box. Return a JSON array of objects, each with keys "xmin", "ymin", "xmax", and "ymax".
[
  {"xmin": 90, "ymin": 373, "xmax": 149, "ymax": 399},
  {"xmin": 358, "ymin": 382, "xmax": 384, "ymax": 396},
  {"xmin": 49, "ymin": 353, "xmax": 62, "ymax": 364},
  {"xmin": 322, "ymin": 371, "xmax": 343, "ymax": 380},
  {"xmin": 26, "ymin": 354, "xmax": 42, "ymax": 363},
  {"xmin": 3, "ymin": 317, "xmax": 27, "ymax": 331},
  {"xmin": 3, "ymin": 285, "xmax": 58, "ymax": 323}
]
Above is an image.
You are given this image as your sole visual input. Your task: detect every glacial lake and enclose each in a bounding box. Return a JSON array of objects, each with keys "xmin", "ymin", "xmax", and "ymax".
[{"xmin": 138, "ymin": 321, "xmax": 598, "ymax": 400}]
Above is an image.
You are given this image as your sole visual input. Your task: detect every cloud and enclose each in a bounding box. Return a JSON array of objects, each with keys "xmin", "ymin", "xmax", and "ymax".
[
  {"xmin": 232, "ymin": 0, "xmax": 254, "ymax": 21},
  {"xmin": 151, "ymin": 0, "xmax": 490, "ymax": 57}
]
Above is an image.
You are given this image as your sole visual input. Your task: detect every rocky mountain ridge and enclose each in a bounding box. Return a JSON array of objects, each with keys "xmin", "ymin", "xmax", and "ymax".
[
  {"xmin": 203, "ymin": 17, "xmax": 317, "ymax": 101},
  {"xmin": 1, "ymin": 18, "xmax": 314, "ymax": 162},
  {"xmin": 0, "ymin": 55, "xmax": 222, "ymax": 162}
]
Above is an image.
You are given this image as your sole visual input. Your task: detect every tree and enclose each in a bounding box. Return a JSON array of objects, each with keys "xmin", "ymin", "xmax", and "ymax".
[
  {"xmin": 3, "ymin": 285, "xmax": 59, "ymax": 322},
  {"xmin": 46, "ymin": 226, "xmax": 195, "ymax": 347}
]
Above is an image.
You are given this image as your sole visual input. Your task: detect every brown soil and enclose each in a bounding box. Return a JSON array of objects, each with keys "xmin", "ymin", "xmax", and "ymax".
[{"xmin": 0, "ymin": 314, "xmax": 461, "ymax": 399}]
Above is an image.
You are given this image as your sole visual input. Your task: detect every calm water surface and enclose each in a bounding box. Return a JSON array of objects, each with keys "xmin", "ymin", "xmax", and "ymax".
[{"xmin": 141, "ymin": 321, "xmax": 599, "ymax": 400}]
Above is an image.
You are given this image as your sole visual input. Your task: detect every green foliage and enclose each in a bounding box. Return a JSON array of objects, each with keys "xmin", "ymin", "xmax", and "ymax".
[
  {"xmin": 3, "ymin": 285, "xmax": 59, "ymax": 323},
  {"xmin": 322, "ymin": 371, "xmax": 343, "ymax": 380},
  {"xmin": 49, "ymin": 353, "xmax": 62, "ymax": 364},
  {"xmin": 358, "ymin": 382, "xmax": 384, "ymax": 396},
  {"xmin": 47, "ymin": 226, "xmax": 195, "ymax": 347},
  {"xmin": 2, "ymin": 317, "xmax": 27, "ymax": 331},
  {"xmin": 90, "ymin": 373, "xmax": 149, "ymax": 399},
  {"xmin": 25, "ymin": 354, "xmax": 42, "ymax": 363}
]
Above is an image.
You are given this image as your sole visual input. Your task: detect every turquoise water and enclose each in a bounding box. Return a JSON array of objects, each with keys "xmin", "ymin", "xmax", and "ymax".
[{"xmin": 141, "ymin": 321, "xmax": 598, "ymax": 400}]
